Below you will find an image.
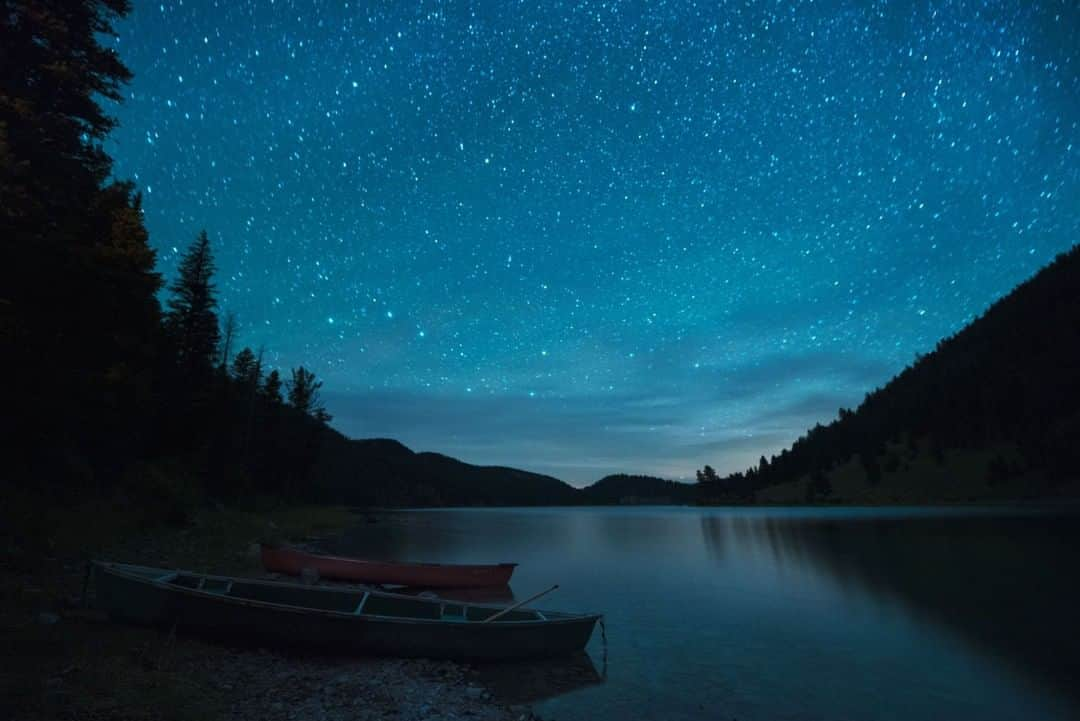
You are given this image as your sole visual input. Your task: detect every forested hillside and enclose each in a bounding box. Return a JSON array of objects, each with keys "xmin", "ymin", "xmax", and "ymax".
[
  {"xmin": 3, "ymin": 1, "xmax": 341, "ymax": 522},
  {"xmin": 578, "ymin": 474, "xmax": 697, "ymax": 504},
  {"xmin": 699, "ymin": 245, "xmax": 1080, "ymax": 502}
]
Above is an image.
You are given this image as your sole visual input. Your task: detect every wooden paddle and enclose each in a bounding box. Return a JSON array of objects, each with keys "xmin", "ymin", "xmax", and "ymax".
[{"xmin": 481, "ymin": 584, "xmax": 559, "ymax": 623}]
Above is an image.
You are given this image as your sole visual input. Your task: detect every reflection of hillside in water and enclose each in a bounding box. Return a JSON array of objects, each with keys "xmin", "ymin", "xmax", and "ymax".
[{"xmin": 701, "ymin": 510, "xmax": 1080, "ymax": 708}]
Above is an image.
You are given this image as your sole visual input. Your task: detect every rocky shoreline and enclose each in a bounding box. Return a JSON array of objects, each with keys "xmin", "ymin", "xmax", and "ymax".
[
  {"xmin": 21, "ymin": 592, "xmax": 543, "ymax": 721},
  {"xmin": 219, "ymin": 542, "xmax": 546, "ymax": 721},
  {"xmin": 3, "ymin": 506, "xmax": 547, "ymax": 721},
  {"xmin": 192, "ymin": 648, "xmax": 540, "ymax": 721}
]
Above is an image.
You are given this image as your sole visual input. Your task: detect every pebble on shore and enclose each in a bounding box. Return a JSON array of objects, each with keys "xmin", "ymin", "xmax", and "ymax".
[{"xmin": 201, "ymin": 649, "xmax": 541, "ymax": 721}]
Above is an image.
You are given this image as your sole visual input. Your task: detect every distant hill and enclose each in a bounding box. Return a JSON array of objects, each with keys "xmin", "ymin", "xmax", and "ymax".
[
  {"xmin": 704, "ymin": 245, "xmax": 1080, "ymax": 503},
  {"xmin": 578, "ymin": 474, "xmax": 697, "ymax": 505},
  {"xmin": 308, "ymin": 435, "xmax": 580, "ymax": 506},
  {"xmin": 306, "ymin": 436, "xmax": 693, "ymax": 507}
]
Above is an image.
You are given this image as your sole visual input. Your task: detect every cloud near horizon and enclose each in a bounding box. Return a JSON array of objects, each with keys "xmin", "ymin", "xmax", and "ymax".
[{"xmin": 324, "ymin": 350, "xmax": 896, "ymax": 486}]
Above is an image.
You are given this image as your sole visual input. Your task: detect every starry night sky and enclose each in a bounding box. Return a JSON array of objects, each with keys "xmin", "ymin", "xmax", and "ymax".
[{"xmin": 106, "ymin": 0, "xmax": 1078, "ymax": 484}]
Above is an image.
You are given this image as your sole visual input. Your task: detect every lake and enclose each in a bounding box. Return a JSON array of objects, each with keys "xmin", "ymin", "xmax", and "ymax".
[{"xmin": 329, "ymin": 506, "xmax": 1080, "ymax": 720}]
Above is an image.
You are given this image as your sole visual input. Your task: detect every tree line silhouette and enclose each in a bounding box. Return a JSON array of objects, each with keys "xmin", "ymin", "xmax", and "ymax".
[
  {"xmin": 3, "ymin": 0, "xmax": 333, "ymax": 515},
  {"xmin": 696, "ymin": 243, "xmax": 1080, "ymax": 502}
]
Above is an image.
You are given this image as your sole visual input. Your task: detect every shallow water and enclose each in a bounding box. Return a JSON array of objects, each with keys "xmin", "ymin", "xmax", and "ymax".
[{"xmin": 331, "ymin": 506, "xmax": 1080, "ymax": 721}]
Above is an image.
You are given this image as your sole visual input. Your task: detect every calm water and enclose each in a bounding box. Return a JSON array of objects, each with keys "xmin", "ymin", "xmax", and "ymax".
[{"xmin": 329, "ymin": 506, "xmax": 1080, "ymax": 721}]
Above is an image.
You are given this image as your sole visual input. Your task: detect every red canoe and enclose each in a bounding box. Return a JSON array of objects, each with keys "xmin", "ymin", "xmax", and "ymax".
[{"xmin": 260, "ymin": 545, "xmax": 516, "ymax": 588}]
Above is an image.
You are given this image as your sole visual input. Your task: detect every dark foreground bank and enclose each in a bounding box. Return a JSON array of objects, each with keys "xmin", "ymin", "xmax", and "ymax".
[{"xmin": 0, "ymin": 502, "xmax": 542, "ymax": 721}]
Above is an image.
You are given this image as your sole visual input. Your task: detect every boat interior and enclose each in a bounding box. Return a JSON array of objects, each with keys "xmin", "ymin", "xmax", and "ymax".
[{"xmin": 110, "ymin": 564, "xmax": 553, "ymax": 623}]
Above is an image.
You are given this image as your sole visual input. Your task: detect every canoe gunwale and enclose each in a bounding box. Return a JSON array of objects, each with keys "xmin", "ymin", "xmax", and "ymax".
[
  {"xmin": 93, "ymin": 561, "xmax": 602, "ymax": 628},
  {"xmin": 261, "ymin": 545, "xmax": 517, "ymax": 587},
  {"xmin": 266, "ymin": 546, "xmax": 518, "ymax": 570},
  {"xmin": 260, "ymin": 544, "xmax": 517, "ymax": 570}
]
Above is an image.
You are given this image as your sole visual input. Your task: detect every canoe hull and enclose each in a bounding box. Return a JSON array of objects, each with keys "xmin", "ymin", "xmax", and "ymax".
[
  {"xmin": 92, "ymin": 563, "xmax": 597, "ymax": 662},
  {"xmin": 261, "ymin": 545, "xmax": 516, "ymax": 588}
]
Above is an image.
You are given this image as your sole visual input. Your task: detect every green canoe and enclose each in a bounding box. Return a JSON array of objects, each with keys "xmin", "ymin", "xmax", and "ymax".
[{"xmin": 91, "ymin": 562, "xmax": 601, "ymax": 661}]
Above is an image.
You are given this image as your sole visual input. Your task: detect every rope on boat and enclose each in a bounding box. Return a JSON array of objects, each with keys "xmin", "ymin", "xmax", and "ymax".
[{"xmin": 599, "ymin": 617, "xmax": 608, "ymax": 678}]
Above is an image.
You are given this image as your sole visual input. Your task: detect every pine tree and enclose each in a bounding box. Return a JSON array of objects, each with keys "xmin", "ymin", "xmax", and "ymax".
[
  {"xmin": 287, "ymin": 366, "xmax": 330, "ymax": 422},
  {"xmin": 758, "ymin": 455, "xmax": 770, "ymax": 476},
  {"xmin": 1, "ymin": 0, "xmax": 133, "ymax": 238},
  {"xmin": 219, "ymin": 310, "xmax": 238, "ymax": 368},
  {"xmin": 2, "ymin": 0, "xmax": 162, "ymax": 484},
  {"xmin": 231, "ymin": 347, "xmax": 261, "ymax": 391},
  {"xmin": 165, "ymin": 230, "xmax": 220, "ymax": 376},
  {"xmin": 696, "ymin": 465, "xmax": 719, "ymax": 485},
  {"xmin": 262, "ymin": 369, "xmax": 283, "ymax": 404}
]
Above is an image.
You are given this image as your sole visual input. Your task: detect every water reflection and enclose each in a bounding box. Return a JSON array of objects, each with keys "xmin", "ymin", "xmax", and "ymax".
[
  {"xmin": 699, "ymin": 508, "xmax": 1080, "ymax": 710},
  {"xmin": 332, "ymin": 506, "xmax": 1080, "ymax": 720},
  {"xmin": 476, "ymin": 651, "xmax": 605, "ymax": 704}
]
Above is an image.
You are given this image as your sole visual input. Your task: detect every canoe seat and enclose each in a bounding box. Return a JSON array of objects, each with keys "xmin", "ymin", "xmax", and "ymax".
[
  {"xmin": 227, "ymin": 582, "xmax": 364, "ymax": 613},
  {"xmin": 441, "ymin": 604, "xmax": 467, "ymax": 621},
  {"xmin": 200, "ymin": 578, "xmax": 232, "ymax": 595},
  {"xmin": 168, "ymin": 574, "xmax": 203, "ymax": 589},
  {"xmin": 359, "ymin": 595, "xmax": 441, "ymax": 620}
]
